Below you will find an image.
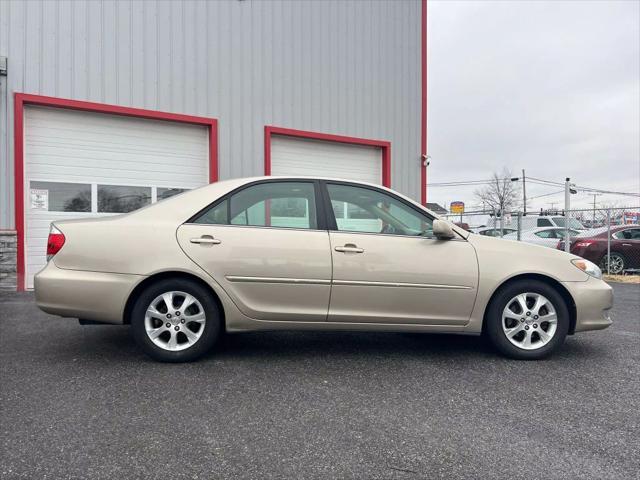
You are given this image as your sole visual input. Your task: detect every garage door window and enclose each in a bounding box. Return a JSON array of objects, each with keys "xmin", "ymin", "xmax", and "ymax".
[
  {"xmin": 29, "ymin": 181, "xmax": 91, "ymax": 212},
  {"xmin": 158, "ymin": 187, "xmax": 188, "ymax": 201},
  {"xmin": 98, "ymin": 185, "xmax": 152, "ymax": 213}
]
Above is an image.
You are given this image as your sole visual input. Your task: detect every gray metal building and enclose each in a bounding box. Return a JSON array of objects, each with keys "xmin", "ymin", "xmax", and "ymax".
[{"xmin": 0, "ymin": 0, "xmax": 426, "ymax": 290}]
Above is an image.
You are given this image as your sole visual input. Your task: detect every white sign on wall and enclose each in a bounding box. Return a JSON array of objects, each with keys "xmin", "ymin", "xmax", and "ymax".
[{"xmin": 30, "ymin": 189, "xmax": 49, "ymax": 210}]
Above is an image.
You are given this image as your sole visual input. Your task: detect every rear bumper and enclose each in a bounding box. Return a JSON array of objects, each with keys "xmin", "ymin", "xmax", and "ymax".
[
  {"xmin": 34, "ymin": 261, "xmax": 142, "ymax": 324},
  {"xmin": 562, "ymin": 276, "xmax": 613, "ymax": 333}
]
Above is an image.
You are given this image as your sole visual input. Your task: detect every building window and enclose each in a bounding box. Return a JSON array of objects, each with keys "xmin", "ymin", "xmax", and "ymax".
[
  {"xmin": 158, "ymin": 187, "xmax": 188, "ymax": 201},
  {"xmin": 29, "ymin": 181, "xmax": 91, "ymax": 213},
  {"xmin": 98, "ymin": 185, "xmax": 152, "ymax": 213}
]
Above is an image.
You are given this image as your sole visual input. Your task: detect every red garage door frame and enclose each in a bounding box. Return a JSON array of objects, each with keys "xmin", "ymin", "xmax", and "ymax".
[
  {"xmin": 264, "ymin": 125, "xmax": 391, "ymax": 188},
  {"xmin": 13, "ymin": 93, "xmax": 219, "ymax": 291}
]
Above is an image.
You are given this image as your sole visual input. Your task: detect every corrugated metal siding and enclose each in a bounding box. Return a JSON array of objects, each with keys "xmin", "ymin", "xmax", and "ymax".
[{"xmin": 0, "ymin": 0, "xmax": 421, "ymax": 229}]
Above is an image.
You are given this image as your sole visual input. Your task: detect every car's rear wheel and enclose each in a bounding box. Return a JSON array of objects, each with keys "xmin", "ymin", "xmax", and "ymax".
[
  {"xmin": 599, "ymin": 252, "xmax": 626, "ymax": 275},
  {"xmin": 131, "ymin": 278, "xmax": 221, "ymax": 362},
  {"xmin": 485, "ymin": 280, "xmax": 569, "ymax": 360}
]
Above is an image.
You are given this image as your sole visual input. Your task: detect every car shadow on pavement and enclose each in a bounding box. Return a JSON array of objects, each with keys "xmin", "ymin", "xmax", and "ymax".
[
  {"xmin": 215, "ymin": 331, "xmax": 495, "ymax": 361},
  {"xmin": 52, "ymin": 324, "xmax": 608, "ymax": 364},
  {"xmin": 77, "ymin": 326, "xmax": 494, "ymax": 363}
]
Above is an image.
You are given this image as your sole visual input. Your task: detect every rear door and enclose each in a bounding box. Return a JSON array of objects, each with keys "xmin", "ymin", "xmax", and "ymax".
[{"xmin": 177, "ymin": 180, "xmax": 332, "ymax": 322}]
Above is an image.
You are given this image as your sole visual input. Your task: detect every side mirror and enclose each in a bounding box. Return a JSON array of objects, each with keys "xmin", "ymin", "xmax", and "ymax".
[{"xmin": 433, "ymin": 219, "xmax": 456, "ymax": 240}]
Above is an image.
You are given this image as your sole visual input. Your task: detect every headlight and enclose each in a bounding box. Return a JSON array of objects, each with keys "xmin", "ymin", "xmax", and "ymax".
[{"xmin": 571, "ymin": 258, "xmax": 602, "ymax": 279}]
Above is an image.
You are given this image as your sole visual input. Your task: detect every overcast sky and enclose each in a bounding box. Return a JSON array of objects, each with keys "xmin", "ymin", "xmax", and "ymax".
[{"xmin": 427, "ymin": 0, "xmax": 640, "ymax": 211}]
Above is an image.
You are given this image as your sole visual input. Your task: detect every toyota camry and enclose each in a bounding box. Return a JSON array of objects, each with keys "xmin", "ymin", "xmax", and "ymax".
[{"xmin": 35, "ymin": 177, "xmax": 613, "ymax": 362}]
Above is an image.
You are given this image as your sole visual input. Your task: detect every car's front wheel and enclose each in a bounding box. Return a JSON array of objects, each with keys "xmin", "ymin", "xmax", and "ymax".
[
  {"xmin": 485, "ymin": 280, "xmax": 569, "ymax": 360},
  {"xmin": 131, "ymin": 278, "xmax": 222, "ymax": 362}
]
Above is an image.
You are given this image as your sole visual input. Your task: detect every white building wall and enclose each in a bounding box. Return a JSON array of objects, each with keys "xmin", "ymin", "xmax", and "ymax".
[{"xmin": 0, "ymin": 0, "xmax": 422, "ymax": 229}]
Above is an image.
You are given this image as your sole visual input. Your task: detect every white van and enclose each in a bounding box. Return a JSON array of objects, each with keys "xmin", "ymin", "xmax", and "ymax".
[{"xmin": 519, "ymin": 215, "xmax": 585, "ymax": 231}]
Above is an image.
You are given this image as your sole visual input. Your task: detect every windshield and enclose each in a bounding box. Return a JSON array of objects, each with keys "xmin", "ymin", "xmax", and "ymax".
[{"xmin": 552, "ymin": 217, "xmax": 584, "ymax": 229}]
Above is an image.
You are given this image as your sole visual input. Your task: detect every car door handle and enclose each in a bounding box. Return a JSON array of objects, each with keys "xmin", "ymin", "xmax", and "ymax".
[
  {"xmin": 334, "ymin": 244, "xmax": 364, "ymax": 254},
  {"xmin": 622, "ymin": 243, "xmax": 632, "ymax": 246},
  {"xmin": 190, "ymin": 236, "xmax": 221, "ymax": 245}
]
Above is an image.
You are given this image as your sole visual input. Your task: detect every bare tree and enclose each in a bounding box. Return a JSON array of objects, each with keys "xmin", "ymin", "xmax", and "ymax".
[{"xmin": 475, "ymin": 169, "xmax": 520, "ymax": 215}]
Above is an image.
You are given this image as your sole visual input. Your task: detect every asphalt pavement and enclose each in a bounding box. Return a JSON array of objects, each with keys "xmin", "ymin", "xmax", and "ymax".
[{"xmin": 1, "ymin": 283, "xmax": 639, "ymax": 479}]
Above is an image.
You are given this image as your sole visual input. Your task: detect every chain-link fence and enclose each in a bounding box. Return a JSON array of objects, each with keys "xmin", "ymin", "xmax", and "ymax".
[{"xmin": 444, "ymin": 207, "xmax": 640, "ymax": 276}]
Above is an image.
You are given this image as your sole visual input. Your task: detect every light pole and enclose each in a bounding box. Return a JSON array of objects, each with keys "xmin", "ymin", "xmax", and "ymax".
[
  {"xmin": 509, "ymin": 175, "xmax": 522, "ymax": 233},
  {"xmin": 510, "ymin": 174, "xmax": 525, "ymax": 212},
  {"xmin": 591, "ymin": 193, "xmax": 602, "ymax": 225},
  {"xmin": 564, "ymin": 177, "xmax": 577, "ymax": 252},
  {"xmin": 521, "ymin": 169, "xmax": 527, "ymax": 215}
]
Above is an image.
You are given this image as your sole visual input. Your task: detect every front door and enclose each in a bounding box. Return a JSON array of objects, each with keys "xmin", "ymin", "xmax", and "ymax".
[
  {"xmin": 177, "ymin": 180, "xmax": 331, "ymax": 322},
  {"xmin": 324, "ymin": 182, "xmax": 478, "ymax": 325}
]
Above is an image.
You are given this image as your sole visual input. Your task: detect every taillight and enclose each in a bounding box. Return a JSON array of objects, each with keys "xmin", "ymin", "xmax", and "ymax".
[
  {"xmin": 46, "ymin": 225, "xmax": 65, "ymax": 261},
  {"xmin": 575, "ymin": 242, "xmax": 593, "ymax": 248}
]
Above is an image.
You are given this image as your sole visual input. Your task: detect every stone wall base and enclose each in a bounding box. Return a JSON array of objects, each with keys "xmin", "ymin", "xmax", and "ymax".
[{"xmin": 0, "ymin": 231, "xmax": 17, "ymax": 291}]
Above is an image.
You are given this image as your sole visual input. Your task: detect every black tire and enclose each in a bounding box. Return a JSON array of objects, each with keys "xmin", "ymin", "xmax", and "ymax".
[
  {"xmin": 131, "ymin": 278, "xmax": 222, "ymax": 362},
  {"xmin": 485, "ymin": 280, "xmax": 570, "ymax": 360},
  {"xmin": 599, "ymin": 251, "xmax": 626, "ymax": 275}
]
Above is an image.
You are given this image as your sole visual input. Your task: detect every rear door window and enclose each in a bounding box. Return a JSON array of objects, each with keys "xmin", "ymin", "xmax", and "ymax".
[{"xmin": 192, "ymin": 182, "xmax": 318, "ymax": 230}]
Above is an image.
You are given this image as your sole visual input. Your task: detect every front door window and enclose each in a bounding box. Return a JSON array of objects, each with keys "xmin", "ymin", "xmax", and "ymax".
[{"xmin": 326, "ymin": 183, "xmax": 433, "ymax": 236}]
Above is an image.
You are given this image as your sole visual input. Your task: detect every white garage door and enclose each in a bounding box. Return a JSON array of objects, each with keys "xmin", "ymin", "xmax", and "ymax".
[
  {"xmin": 270, "ymin": 135, "xmax": 382, "ymax": 185},
  {"xmin": 24, "ymin": 106, "xmax": 209, "ymax": 288}
]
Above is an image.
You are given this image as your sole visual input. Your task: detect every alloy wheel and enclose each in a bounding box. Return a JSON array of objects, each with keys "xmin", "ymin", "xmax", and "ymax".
[
  {"xmin": 600, "ymin": 253, "xmax": 625, "ymax": 275},
  {"xmin": 144, "ymin": 291, "xmax": 206, "ymax": 351},
  {"xmin": 501, "ymin": 292, "xmax": 558, "ymax": 350}
]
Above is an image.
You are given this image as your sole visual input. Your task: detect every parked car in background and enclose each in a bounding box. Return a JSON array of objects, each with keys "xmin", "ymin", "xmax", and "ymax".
[
  {"xmin": 520, "ymin": 215, "xmax": 586, "ymax": 231},
  {"xmin": 558, "ymin": 225, "xmax": 640, "ymax": 274},
  {"xmin": 453, "ymin": 222, "xmax": 471, "ymax": 232},
  {"xmin": 476, "ymin": 227, "xmax": 517, "ymax": 237},
  {"xmin": 503, "ymin": 227, "xmax": 580, "ymax": 248},
  {"xmin": 35, "ymin": 177, "xmax": 613, "ymax": 362}
]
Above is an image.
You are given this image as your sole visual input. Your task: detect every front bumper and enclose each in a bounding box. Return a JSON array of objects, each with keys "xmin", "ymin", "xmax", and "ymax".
[
  {"xmin": 34, "ymin": 260, "xmax": 142, "ymax": 324},
  {"xmin": 562, "ymin": 276, "xmax": 613, "ymax": 333}
]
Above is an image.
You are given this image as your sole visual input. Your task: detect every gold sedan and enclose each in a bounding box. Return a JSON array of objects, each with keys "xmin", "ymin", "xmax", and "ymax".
[{"xmin": 35, "ymin": 177, "xmax": 612, "ymax": 362}]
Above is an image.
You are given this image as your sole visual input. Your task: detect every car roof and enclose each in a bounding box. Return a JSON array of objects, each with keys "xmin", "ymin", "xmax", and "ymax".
[
  {"xmin": 152, "ymin": 175, "xmax": 470, "ymax": 236},
  {"xmin": 522, "ymin": 226, "xmax": 567, "ymax": 232},
  {"xmin": 214, "ymin": 175, "xmax": 438, "ymax": 212}
]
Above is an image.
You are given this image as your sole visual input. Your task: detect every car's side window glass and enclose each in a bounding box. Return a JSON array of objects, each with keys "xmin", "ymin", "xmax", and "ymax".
[
  {"xmin": 537, "ymin": 218, "xmax": 552, "ymax": 227},
  {"xmin": 615, "ymin": 228, "xmax": 640, "ymax": 240},
  {"xmin": 228, "ymin": 182, "xmax": 317, "ymax": 229},
  {"xmin": 192, "ymin": 183, "xmax": 317, "ymax": 228},
  {"xmin": 192, "ymin": 183, "xmax": 317, "ymax": 229},
  {"xmin": 535, "ymin": 230, "xmax": 553, "ymax": 238},
  {"xmin": 193, "ymin": 199, "xmax": 228, "ymax": 225},
  {"xmin": 326, "ymin": 183, "xmax": 433, "ymax": 237}
]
